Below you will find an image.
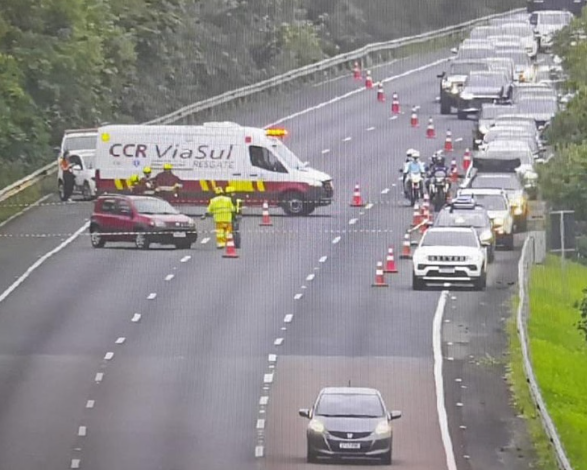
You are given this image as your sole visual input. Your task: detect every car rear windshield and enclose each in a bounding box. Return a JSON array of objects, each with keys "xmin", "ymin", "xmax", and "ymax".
[
  {"xmin": 436, "ymin": 211, "xmax": 488, "ymax": 228},
  {"xmin": 481, "ymin": 106, "xmax": 518, "ymax": 119},
  {"xmin": 517, "ymin": 99, "xmax": 558, "ymax": 114},
  {"xmin": 133, "ymin": 199, "xmax": 179, "ymax": 215},
  {"xmin": 315, "ymin": 393, "xmax": 385, "ymax": 418},
  {"xmin": 421, "ymin": 231, "xmax": 478, "ymax": 247},
  {"xmin": 496, "ymin": 50, "xmax": 530, "ymax": 66},
  {"xmin": 469, "ymin": 74, "xmax": 504, "ymax": 87},
  {"xmin": 63, "ymin": 135, "xmax": 97, "ymax": 152},
  {"xmin": 450, "ymin": 63, "xmax": 488, "ymax": 75},
  {"xmin": 467, "ymin": 194, "xmax": 508, "ymax": 211},
  {"xmin": 540, "ymin": 12, "xmax": 569, "ymax": 25},
  {"xmin": 473, "ymin": 175, "xmax": 522, "ymax": 190}
]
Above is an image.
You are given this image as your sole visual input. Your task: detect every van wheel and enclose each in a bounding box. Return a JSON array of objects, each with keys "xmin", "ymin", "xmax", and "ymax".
[
  {"xmin": 281, "ymin": 191, "xmax": 308, "ymax": 216},
  {"xmin": 90, "ymin": 226, "xmax": 105, "ymax": 248},
  {"xmin": 58, "ymin": 181, "xmax": 67, "ymax": 201},
  {"xmin": 135, "ymin": 232, "xmax": 150, "ymax": 250},
  {"xmin": 82, "ymin": 182, "xmax": 93, "ymax": 201}
]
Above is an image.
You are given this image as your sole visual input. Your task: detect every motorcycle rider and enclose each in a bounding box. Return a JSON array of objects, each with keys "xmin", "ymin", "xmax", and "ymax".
[
  {"xmin": 426, "ymin": 151, "xmax": 450, "ymax": 190},
  {"xmin": 402, "ymin": 149, "xmax": 426, "ymax": 198}
]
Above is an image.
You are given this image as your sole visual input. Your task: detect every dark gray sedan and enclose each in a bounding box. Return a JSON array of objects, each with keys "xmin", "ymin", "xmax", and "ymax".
[{"xmin": 299, "ymin": 387, "xmax": 402, "ymax": 465}]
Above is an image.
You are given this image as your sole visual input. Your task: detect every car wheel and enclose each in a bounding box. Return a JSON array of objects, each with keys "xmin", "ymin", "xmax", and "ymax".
[
  {"xmin": 306, "ymin": 446, "xmax": 317, "ymax": 464},
  {"xmin": 440, "ymin": 97, "xmax": 451, "ymax": 115},
  {"xmin": 82, "ymin": 182, "xmax": 93, "ymax": 201},
  {"xmin": 517, "ymin": 218, "xmax": 527, "ymax": 233},
  {"xmin": 135, "ymin": 232, "xmax": 150, "ymax": 250},
  {"xmin": 412, "ymin": 273, "xmax": 425, "ymax": 291},
  {"xmin": 90, "ymin": 226, "xmax": 105, "ymax": 248},
  {"xmin": 474, "ymin": 272, "xmax": 487, "ymax": 291},
  {"xmin": 281, "ymin": 191, "xmax": 308, "ymax": 216},
  {"xmin": 381, "ymin": 448, "xmax": 392, "ymax": 465},
  {"xmin": 505, "ymin": 233, "xmax": 515, "ymax": 251},
  {"xmin": 488, "ymin": 245, "xmax": 495, "ymax": 264},
  {"xmin": 457, "ymin": 110, "xmax": 467, "ymax": 120},
  {"xmin": 175, "ymin": 240, "xmax": 192, "ymax": 250}
]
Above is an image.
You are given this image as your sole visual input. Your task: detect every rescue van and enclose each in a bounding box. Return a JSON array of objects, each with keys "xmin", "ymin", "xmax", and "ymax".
[
  {"xmin": 56, "ymin": 128, "xmax": 98, "ymax": 201},
  {"xmin": 94, "ymin": 122, "xmax": 334, "ymax": 215}
]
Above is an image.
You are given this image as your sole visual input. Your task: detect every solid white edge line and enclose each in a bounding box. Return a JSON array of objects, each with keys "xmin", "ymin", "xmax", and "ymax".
[
  {"xmin": 0, "ymin": 194, "xmax": 53, "ymax": 229},
  {"xmin": 0, "ymin": 221, "xmax": 89, "ymax": 305},
  {"xmin": 433, "ymin": 290, "xmax": 458, "ymax": 470}
]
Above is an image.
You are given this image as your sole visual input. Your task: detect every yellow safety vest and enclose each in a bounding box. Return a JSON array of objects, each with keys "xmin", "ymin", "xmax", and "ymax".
[{"xmin": 207, "ymin": 195, "xmax": 235, "ymax": 223}]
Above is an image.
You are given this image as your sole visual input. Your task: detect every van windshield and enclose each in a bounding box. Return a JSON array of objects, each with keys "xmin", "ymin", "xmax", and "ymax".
[
  {"xmin": 271, "ymin": 141, "xmax": 305, "ymax": 170},
  {"xmin": 64, "ymin": 135, "xmax": 97, "ymax": 152}
]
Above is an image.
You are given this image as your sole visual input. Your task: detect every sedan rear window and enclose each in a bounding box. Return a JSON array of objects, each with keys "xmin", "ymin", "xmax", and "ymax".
[
  {"xmin": 315, "ymin": 394, "xmax": 385, "ymax": 418},
  {"xmin": 133, "ymin": 198, "xmax": 179, "ymax": 215},
  {"xmin": 436, "ymin": 211, "xmax": 489, "ymax": 228},
  {"xmin": 468, "ymin": 194, "xmax": 508, "ymax": 211}
]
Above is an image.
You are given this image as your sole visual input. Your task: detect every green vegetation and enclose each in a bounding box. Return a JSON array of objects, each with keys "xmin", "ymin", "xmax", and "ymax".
[
  {"xmin": 509, "ymin": 255, "xmax": 587, "ymax": 469},
  {"xmin": 0, "ymin": 0, "xmax": 523, "ymax": 190}
]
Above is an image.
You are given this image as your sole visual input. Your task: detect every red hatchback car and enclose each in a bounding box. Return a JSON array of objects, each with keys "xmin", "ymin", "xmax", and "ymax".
[{"xmin": 89, "ymin": 195, "xmax": 198, "ymax": 249}]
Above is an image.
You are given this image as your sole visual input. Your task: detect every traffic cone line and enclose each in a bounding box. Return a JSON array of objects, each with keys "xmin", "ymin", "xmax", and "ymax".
[
  {"xmin": 377, "ymin": 84, "xmax": 385, "ymax": 102},
  {"xmin": 400, "ymin": 232, "xmax": 412, "ymax": 259},
  {"xmin": 223, "ymin": 232, "xmax": 239, "ymax": 258},
  {"xmin": 410, "ymin": 106, "xmax": 419, "ymax": 127},
  {"xmin": 365, "ymin": 71, "xmax": 373, "ymax": 89},
  {"xmin": 412, "ymin": 203, "xmax": 422, "ymax": 226},
  {"xmin": 260, "ymin": 201, "xmax": 273, "ymax": 226},
  {"xmin": 426, "ymin": 118, "xmax": 436, "ymax": 139},
  {"xmin": 350, "ymin": 183, "xmax": 365, "ymax": 207},
  {"xmin": 444, "ymin": 129, "xmax": 454, "ymax": 152},
  {"xmin": 353, "ymin": 62, "xmax": 361, "ymax": 80},
  {"xmin": 372, "ymin": 261, "xmax": 389, "ymax": 287},
  {"xmin": 384, "ymin": 247, "xmax": 398, "ymax": 273}
]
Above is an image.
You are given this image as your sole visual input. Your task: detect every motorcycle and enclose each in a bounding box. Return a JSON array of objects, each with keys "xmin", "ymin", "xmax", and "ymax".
[
  {"xmin": 429, "ymin": 169, "xmax": 450, "ymax": 211},
  {"xmin": 407, "ymin": 171, "xmax": 424, "ymax": 207}
]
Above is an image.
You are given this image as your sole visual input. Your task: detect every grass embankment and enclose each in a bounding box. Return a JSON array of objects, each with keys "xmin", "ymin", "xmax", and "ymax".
[
  {"xmin": 0, "ymin": 173, "xmax": 55, "ymax": 226},
  {"xmin": 507, "ymin": 255, "xmax": 587, "ymax": 470}
]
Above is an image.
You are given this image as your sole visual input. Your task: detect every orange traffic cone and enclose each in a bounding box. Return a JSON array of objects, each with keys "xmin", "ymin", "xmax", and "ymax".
[
  {"xmin": 410, "ymin": 106, "xmax": 419, "ymax": 127},
  {"xmin": 350, "ymin": 183, "xmax": 365, "ymax": 207},
  {"xmin": 462, "ymin": 148, "xmax": 472, "ymax": 172},
  {"xmin": 353, "ymin": 62, "xmax": 361, "ymax": 80},
  {"xmin": 412, "ymin": 203, "xmax": 422, "ymax": 226},
  {"xmin": 391, "ymin": 92, "xmax": 400, "ymax": 114},
  {"xmin": 365, "ymin": 71, "xmax": 373, "ymax": 89},
  {"xmin": 384, "ymin": 246, "xmax": 398, "ymax": 273},
  {"xmin": 260, "ymin": 201, "xmax": 273, "ymax": 226},
  {"xmin": 377, "ymin": 83, "xmax": 385, "ymax": 102},
  {"xmin": 426, "ymin": 118, "xmax": 436, "ymax": 139},
  {"xmin": 400, "ymin": 232, "xmax": 412, "ymax": 259},
  {"xmin": 372, "ymin": 261, "xmax": 389, "ymax": 287},
  {"xmin": 223, "ymin": 232, "xmax": 239, "ymax": 258},
  {"xmin": 444, "ymin": 129, "xmax": 454, "ymax": 152}
]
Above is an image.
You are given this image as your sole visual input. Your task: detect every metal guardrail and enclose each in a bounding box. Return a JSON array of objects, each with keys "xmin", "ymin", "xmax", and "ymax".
[
  {"xmin": 145, "ymin": 8, "xmax": 525, "ymax": 126},
  {"xmin": 517, "ymin": 233, "xmax": 574, "ymax": 470},
  {"xmin": 0, "ymin": 162, "xmax": 56, "ymax": 204},
  {"xmin": 0, "ymin": 8, "xmax": 525, "ymax": 203}
]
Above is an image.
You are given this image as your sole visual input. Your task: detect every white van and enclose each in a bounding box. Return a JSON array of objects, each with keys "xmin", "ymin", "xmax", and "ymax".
[
  {"xmin": 94, "ymin": 122, "xmax": 334, "ymax": 216},
  {"xmin": 57, "ymin": 128, "xmax": 98, "ymax": 201}
]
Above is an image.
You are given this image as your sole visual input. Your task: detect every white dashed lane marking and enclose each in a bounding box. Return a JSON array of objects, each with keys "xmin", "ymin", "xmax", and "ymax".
[
  {"xmin": 389, "ymin": 115, "xmax": 398, "ymax": 120},
  {"xmin": 455, "ymin": 137, "xmax": 463, "ymax": 143},
  {"xmin": 381, "ymin": 188, "xmax": 390, "ymax": 194},
  {"xmin": 86, "ymin": 400, "xmax": 95, "ymax": 409},
  {"xmin": 95, "ymin": 373, "xmax": 104, "ymax": 383},
  {"xmin": 259, "ymin": 396, "xmax": 269, "ymax": 406},
  {"xmin": 263, "ymin": 373, "xmax": 274, "ymax": 384},
  {"xmin": 306, "ymin": 274, "xmax": 315, "ymax": 281},
  {"xmin": 255, "ymin": 446, "xmax": 264, "ymax": 458},
  {"xmin": 332, "ymin": 236, "xmax": 341, "ymax": 244},
  {"xmin": 71, "ymin": 459, "xmax": 81, "ymax": 469},
  {"xmin": 268, "ymin": 354, "xmax": 277, "ymax": 363},
  {"xmin": 165, "ymin": 274, "xmax": 174, "ymax": 281},
  {"xmin": 365, "ymin": 203, "xmax": 374, "ymax": 210},
  {"xmin": 104, "ymin": 352, "xmax": 114, "ymax": 361},
  {"xmin": 180, "ymin": 255, "xmax": 191, "ymax": 263},
  {"xmin": 319, "ymin": 256, "xmax": 328, "ymax": 263},
  {"xmin": 131, "ymin": 313, "xmax": 141, "ymax": 323},
  {"xmin": 78, "ymin": 426, "xmax": 87, "ymax": 437},
  {"xmin": 115, "ymin": 337, "xmax": 125, "ymax": 344},
  {"xmin": 284, "ymin": 314, "xmax": 293, "ymax": 323},
  {"xmin": 274, "ymin": 338, "xmax": 284, "ymax": 346},
  {"xmin": 294, "ymin": 293, "xmax": 303, "ymax": 300},
  {"xmin": 342, "ymin": 136, "xmax": 352, "ymax": 142},
  {"xmin": 349, "ymin": 218, "xmax": 358, "ymax": 225},
  {"xmin": 201, "ymin": 237, "xmax": 210, "ymax": 244},
  {"xmin": 321, "ymin": 149, "xmax": 331, "ymax": 155},
  {"xmin": 256, "ymin": 419, "xmax": 266, "ymax": 430},
  {"xmin": 147, "ymin": 293, "xmax": 157, "ymax": 300},
  {"xmin": 366, "ymin": 126, "xmax": 376, "ymax": 131}
]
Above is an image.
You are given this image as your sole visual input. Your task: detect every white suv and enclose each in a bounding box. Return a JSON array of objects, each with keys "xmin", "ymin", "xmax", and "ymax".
[
  {"xmin": 412, "ymin": 227, "xmax": 488, "ymax": 291},
  {"xmin": 458, "ymin": 188, "xmax": 515, "ymax": 250},
  {"xmin": 57, "ymin": 128, "xmax": 98, "ymax": 201}
]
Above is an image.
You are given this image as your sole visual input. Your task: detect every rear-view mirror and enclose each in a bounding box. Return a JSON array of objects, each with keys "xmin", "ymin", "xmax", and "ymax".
[
  {"xmin": 437, "ymin": 72, "xmax": 446, "ymax": 78},
  {"xmin": 298, "ymin": 408, "xmax": 311, "ymax": 419},
  {"xmin": 389, "ymin": 410, "xmax": 402, "ymax": 420},
  {"xmin": 450, "ymin": 47, "xmax": 458, "ymax": 54}
]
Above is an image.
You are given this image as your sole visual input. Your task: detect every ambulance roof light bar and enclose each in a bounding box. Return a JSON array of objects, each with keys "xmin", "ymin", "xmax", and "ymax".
[{"xmin": 265, "ymin": 128, "xmax": 289, "ymax": 138}]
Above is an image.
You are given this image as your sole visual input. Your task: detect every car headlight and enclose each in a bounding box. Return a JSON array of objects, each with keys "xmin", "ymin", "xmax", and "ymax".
[
  {"xmin": 309, "ymin": 419, "xmax": 325, "ymax": 433},
  {"xmin": 525, "ymin": 172, "xmax": 538, "ymax": 181},
  {"xmin": 450, "ymin": 84, "xmax": 460, "ymax": 94},
  {"xmin": 479, "ymin": 125, "xmax": 488, "ymax": 135},
  {"xmin": 375, "ymin": 420, "xmax": 391, "ymax": 435},
  {"xmin": 460, "ymin": 92, "xmax": 474, "ymax": 101},
  {"xmin": 494, "ymin": 217, "xmax": 504, "ymax": 226},
  {"xmin": 150, "ymin": 219, "xmax": 166, "ymax": 228}
]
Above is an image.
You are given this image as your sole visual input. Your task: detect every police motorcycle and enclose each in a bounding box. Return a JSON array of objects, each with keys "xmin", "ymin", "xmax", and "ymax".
[
  {"xmin": 427, "ymin": 151, "xmax": 451, "ymax": 212},
  {"xmin": 401, "ymin": 150, "xmax": 426, "ymax": 207}
]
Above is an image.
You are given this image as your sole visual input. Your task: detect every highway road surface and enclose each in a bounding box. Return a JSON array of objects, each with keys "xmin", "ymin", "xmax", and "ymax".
[{"xmin": 0, "ymin": 47, "xmax": 535, "ymax": 470}]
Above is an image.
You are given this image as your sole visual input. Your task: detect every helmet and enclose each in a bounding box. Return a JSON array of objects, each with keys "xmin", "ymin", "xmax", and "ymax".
[
  {"xmin": 214, "ymin": 187, "xmax": 224, "ymax": 195},
  {"xmin": 143, "ymin": 166, "xmax": 152, "ymax": 175},
  {"xmin": 406, "ymin": 148, "xmax": 416, "ymax": 158},
  {"xmin": 411, "ymin": 150, "xmax": 421, "ymax": 159},
  {"xmin": 225, "ymin": 186, "xmax": 235, "ymax": 194},
  {"xmin": 163, "ymin": 163, "xmax": 172, "ymax": 170},
  {"xmin": 130, "ymin": 174, "xmax": 139, "ymax": 184}
]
